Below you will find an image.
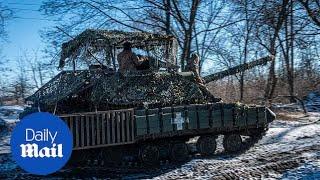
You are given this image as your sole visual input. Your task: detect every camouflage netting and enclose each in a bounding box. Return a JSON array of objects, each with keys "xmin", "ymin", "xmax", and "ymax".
[
  {"xmin": 59, "ymin": 29, "xmax": 178, "ymax": 69},
  {"xmin": 26, "ymin": 70, "xmax": 98, "ymax": 105},
  {"xmin": 91, "ymin": 71, "xmax": 218, "ymax": 107},
  {"xmin": 27, "ymin": 56, "xmax": 271, "ymax": 106},
  {"xmin": 26, "ymin": 70, "xmax": 219, "ymax": 111},
  {"xmin": 24, "ymin": 29, "xmax": 274, "ymax": 114}
]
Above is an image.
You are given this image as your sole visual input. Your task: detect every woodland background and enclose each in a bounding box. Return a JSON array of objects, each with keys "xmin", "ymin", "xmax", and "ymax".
[{"xmin": 0, "ymin": 0, "xmax": 319, "ymax": 105}]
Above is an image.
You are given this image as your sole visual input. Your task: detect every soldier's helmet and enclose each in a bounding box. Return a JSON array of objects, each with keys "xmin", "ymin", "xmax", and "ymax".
[
  {"xmin": 190, "ymin": 53, "xmax": 200, "ymax": 63},
  {"xmin": 123, "ymin": 41, "xmax": 132, "ymax": 50}
]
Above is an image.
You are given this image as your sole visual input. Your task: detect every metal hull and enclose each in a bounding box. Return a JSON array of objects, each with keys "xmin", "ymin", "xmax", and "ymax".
[{"xmin": 60, "ymin": 103, "xmax": 275, "ymax": 150}]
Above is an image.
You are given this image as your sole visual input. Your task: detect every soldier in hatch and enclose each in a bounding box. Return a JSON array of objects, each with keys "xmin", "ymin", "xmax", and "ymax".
[{"xmin": 117, "ymin": 42, "xmax": 145, "ymax": 73}]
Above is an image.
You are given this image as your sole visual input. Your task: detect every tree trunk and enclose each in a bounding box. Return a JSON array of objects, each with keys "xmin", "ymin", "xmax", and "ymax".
[
  {"xmin": 289, "ymin": 0, "xmax": 295, "ymax": 102},
  {"xmin": 164, "ymin": 0, "xmax": 171, "ymax": 35},
  {"xmin": 240, "ymin": 0, "xmax": 250, "ymax": 102},
  {"xmin": 180, "ymin": 0, "xmax": 200, "ymax": 71},
  {"xmin": 180, "ymin": 34, "xmax": 191, "ymax": 70},
  {"xmin": 264, "ymin": 0, "xmax": 290, "ymax": 101},
  {"xmin": 265, "ymin": 41, "xmax": 277, "ymax": 101},
  {"xmin": 283, "ymin": 0, "xmax": 294, "ymax": 103}
]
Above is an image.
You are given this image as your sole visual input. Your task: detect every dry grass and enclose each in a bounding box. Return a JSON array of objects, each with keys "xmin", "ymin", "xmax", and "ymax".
[
  {"xmin": 206, "ymin": 70, "xmax": 320, "ymax": 104},
  {"xmin": 275, "ymin": 111, "xmax": 307, "ymax": 121}
]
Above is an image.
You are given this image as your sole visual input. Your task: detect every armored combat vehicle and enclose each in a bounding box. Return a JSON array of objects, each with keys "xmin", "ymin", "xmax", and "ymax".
[{"xmin": 23, "ymin": 30, "xmax": 275, "ymax": 166}]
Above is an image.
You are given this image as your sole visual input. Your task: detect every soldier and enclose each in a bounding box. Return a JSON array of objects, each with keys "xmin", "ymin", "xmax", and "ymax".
[
  {"xmin": 186, "ymin": 53, "xmax": 205, "ymax": 84},
  {"xmin": 117, "ymin": 42, "xmax": 143, "ymax": 73},
  {"xmin": 186, "ymin": 53, "xmax": 221, "ymax": 102}
]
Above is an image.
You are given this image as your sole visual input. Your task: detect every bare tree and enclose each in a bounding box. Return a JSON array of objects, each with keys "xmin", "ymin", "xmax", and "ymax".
[
  {"xmin": 229, "ymin": 0, "xmax": 257, "ymax": 101},
  {"xmin": 249, "ymin": 0, "xmax": 290, "ymax": 100},
  {"xmin": 0, "ymin": 3, "xmax": 12, "ymax": 41},
  {"xmin": 40, "ymin": 0, "xmax": 232, "ymax": 69},
  {"xmin": 298, "ymin": 0, "xmax": 320, "ymax": 27},
  {"xmin": 193, "ymin": 1, "xmax": 227, "ymax": 72},
  {"xmin": 276, "ymin": 0, "xmax": 295, "ymax": 102},
  {"xmin": 11, "ymin": 55, "xmax": 29, "ymax": 103},
  {"xmin": 0, "ymin": 3, "xmax": 13, "ymax": 103},
  {"xmin": 26, "ymin": 50, "xmax": 48, "ymax": 89},
  {"xmin": 38, "ymin": 0, "xmax": 320, "ymax": 104}
]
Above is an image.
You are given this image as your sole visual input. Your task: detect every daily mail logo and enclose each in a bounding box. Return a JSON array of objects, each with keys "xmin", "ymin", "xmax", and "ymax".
[
  {"xmin": 11, "ymin": 112, "xmax": 72, "ymax": 175},
  {"xmin": 20, "ymin": 129, "xmax": 63, "ymax": 158}
]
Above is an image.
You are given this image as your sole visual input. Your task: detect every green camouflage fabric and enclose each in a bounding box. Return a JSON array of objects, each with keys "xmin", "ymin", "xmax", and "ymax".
[
  {"xmin": 91, "ymin": 71, "xmax": 219, "ymax": 107},
  {"xmin": 59, "ymin": 29, "xmax": 178, "ymax": 69},
  {"xmin": 27, "ymin": 70, "xmax": 220, "ymax": 109}
]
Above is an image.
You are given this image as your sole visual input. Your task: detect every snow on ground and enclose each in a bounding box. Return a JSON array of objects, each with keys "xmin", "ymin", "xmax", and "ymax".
[
  {"xmin": 148, "ymin": 115, "xmax": 320, "ymax": 180},
  {"xmin": 148, "ymin": 92, "xmax": 320, "ymax": 179},
  {"xmin": 271, "ymin": 91, "xmax": 320, "ymax": 114},
  {"xmin": 0, "ymin": 105, "xmax": 24, "ymax": 124},
  {"xmin": 305, "ymin": 92, "xmax": 320, "ymax": 112},
  {"xmin": 0, "ymin": 105, "xmax": 24, "ymax": 155},
  {"xmin": 283, "ymin": 156, "xmax": 320, "ymax": 179},
  {"xmin": 0, "ymin": 92, "xmax": 319, "ymax": 179}
]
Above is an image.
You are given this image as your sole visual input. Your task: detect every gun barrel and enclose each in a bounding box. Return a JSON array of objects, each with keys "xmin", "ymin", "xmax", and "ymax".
[{"xmin": 203, "ymin": 56, "xmax": 273, "ymax": 83}]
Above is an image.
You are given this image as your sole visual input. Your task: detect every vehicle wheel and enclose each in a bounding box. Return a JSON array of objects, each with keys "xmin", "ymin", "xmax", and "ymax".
[
  {"xmin": 68, "ymin": 149, "xmax": 96, "ymax": 165},
  {"xmin": 170, "ymin": 142, "xmax": 189, "ymax": 162},
  {"xmin": 223, "ymin": 134, "xmax": 242, "ymax": 153},
  {"xmin": 139, "ymin": 145, "xmax": 160, "ymax": 166},
  {"xmin": 67, "ymin": 151, "xmax": 81, "ymax": 165},
  {"xmin": 196, "ymin": 135, "xmax": 217, "ymax": 156},
  {"xmin": 99, "ymin": 147, "xmax": 125, "ymax": 165},
  {"xmin": 158, "ymin": 142, "xmax": 170, "ymax": 159},
  {"xmin": 249, "ymin": 126, "xmax": 268, "ymax": 135},
  {"xmin": 249, "ymin": 127, "xmax": 268, "ymax": 144},
  {"xmin": 99, "ymin": 148, "xmax": 113, "ymax": 164}
]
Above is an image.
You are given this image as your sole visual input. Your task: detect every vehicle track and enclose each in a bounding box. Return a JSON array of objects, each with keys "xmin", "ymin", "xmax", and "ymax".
[
  {"xmin": 1, "ymin": 142, "xmax": 318, "ymax": 179},
  {"xmin": 153, "ymin": 144, "xmax": 320, "ymax": 179},
  {"xmin": 0, "ymin": 120, "xmax": 319, "ymax": 179}
]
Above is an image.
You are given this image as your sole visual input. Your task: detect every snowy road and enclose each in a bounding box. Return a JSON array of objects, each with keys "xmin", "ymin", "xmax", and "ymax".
[
  {"xmin": 0, "ymin": 106, "xmax": 319, "ymax": 179},
  {"xmin": 151, "ymin": 114, "xmax": 320, "ymax": 180}
]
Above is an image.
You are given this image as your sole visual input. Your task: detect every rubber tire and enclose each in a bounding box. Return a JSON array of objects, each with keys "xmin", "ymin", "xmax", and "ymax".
[
  {"xmin": 196, "ymin": 135, "xmax": 217, "ymax": 156},
  {"xmin": 139, "ymin": 145, "xmax": 160, "ymax": 166},
  {"xmin": 170, "ymin": 142, "xmax": 189, "ymax": 163},
  {"xmin": 223, "ymin": 134, "xmax": 242, "ymax": 153}
]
